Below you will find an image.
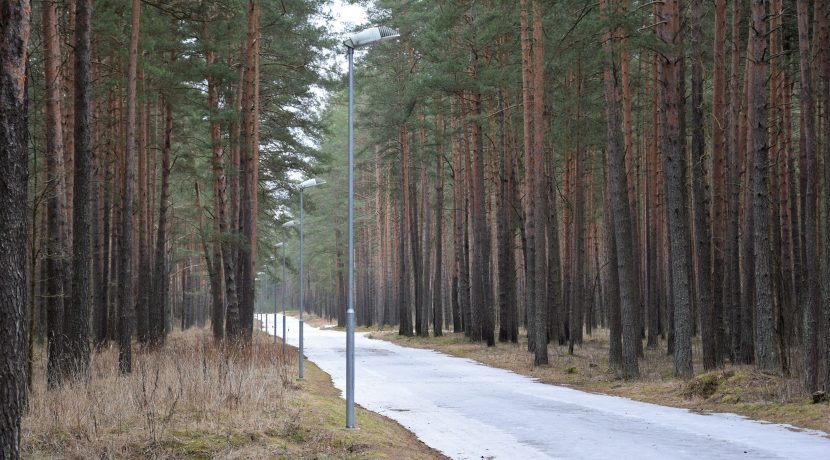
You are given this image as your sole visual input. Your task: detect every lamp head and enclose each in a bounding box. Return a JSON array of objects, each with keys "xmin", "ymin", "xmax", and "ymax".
[
  {"xmin": 282, "ymin": 220, "xmax": 297, "ymax": 229},
  {"xmin": 275, "ymin": 242, "xmax": 284, "ymax": 248},
  {"xmin": 299, "ymin": 178, "xmax": 325, "ymax": 189},
  {"xmin": 343, "ymin": 26, "xmax": 400, "ymax": 49}
]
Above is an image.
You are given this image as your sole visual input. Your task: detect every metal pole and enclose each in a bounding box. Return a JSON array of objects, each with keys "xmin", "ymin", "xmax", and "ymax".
[
  {"xmin": 299, "ymin": 188, "xmax": 305, "ymax": 380},
  {"xmin": 282, "ymin": 242, "xmax": 286, "ymax": 355},
  {"xmin": 273, "ymin": 271, "xmax": 277, "ymax": 344},
  {"xmin": 346, "ymin": 46, "xmax": 356, "ymax": 429}
]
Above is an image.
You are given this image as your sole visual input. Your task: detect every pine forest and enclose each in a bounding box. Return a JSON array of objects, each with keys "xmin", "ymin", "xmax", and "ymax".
[{"xmin": 1, "ymin": 0, "xmax": 830, "ymax": 458}]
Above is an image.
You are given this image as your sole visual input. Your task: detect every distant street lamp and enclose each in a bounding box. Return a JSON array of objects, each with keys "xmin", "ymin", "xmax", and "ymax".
[
  {"xmin": 283, "ymin": 177, "xmax": 324, "ymax": 380},
  {"xmin": 343, "ymin": 25, "xmax": 400, "ymax": 429},
  {"xmin": 256, "ymin": 271, "xmax": 266, "ymax": 335}
]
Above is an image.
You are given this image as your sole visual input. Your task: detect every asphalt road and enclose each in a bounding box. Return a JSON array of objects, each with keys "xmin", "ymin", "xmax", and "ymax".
[{"xmin": 260, "ymin": 313, "xmax": 830, "ymax": 459}]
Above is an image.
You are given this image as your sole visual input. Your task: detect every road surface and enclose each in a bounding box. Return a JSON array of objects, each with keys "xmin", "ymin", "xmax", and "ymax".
[{"xmin": 258, "ymin": 313, "xmax": 830, "ymax": 459}]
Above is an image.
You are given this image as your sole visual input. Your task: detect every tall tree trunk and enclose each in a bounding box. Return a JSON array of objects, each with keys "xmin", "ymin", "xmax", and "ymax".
[
  {"xmin": 657, "ymin": 0, "xmax": 693, "ymax": 378},
  {"xmin": 204, "ymin": 20, "xmax": 226, "ymax": 341},
  {"xmin": 237, "ymin": 0, "xmax": 260, "ymax": 343},
  {"xmin": 748, "ymin": 0, "xmax": 779, "ymax": 374},
  {"xmin": 569, "ymin": 138, "xmax": 585, "ymax": 354},
  {"xmin": 601, "ymin": 0, "xmax": 638, "ymax": 378},
  {"xmin": 497, "ymin": 93, "xmax": 518, "ymax": 343},
  {"xmin": 194, "ymin": 181, "xmax": 222, "ymax": 336},
  {"xmin": 519, "ymin": 0, "xmax": 537, "ymax": 352},
  {"xmin": 797, "ymin": 0, "xmax": 820, "ymax": 388},
  {"xmin": 647, "ymin": 52, "xmax": 661, "ymax": 348},
  {"xmin": 618, "ymin": 4, "xmax": 642, "ymax": 358},
  {"xmin": 99, "ymin": 96, "xmax": 114, "ymax": 346},
  {"xmin": 62, "ymin": 0, "xmax": 76, "ymax": 248},
  {"xmin": 150, "ymin": 93, "xmax": 172, "ymax": 346},
  {"xmin": 224, "ymin": 65, "xmax": 242, "ymax": 340},
  {"xmin": 690, "ymin": 0, "xmax": 716, "ymax": 370},
  {"xmin": 222, "ymin": 55, "xmax": 244, "ymax": 338},
  {"xmin": 711, "ymin": 0, "xmax": 727, "ymax": 365},
  {"xmin": 43, "ymin": 0, "xmax": 68, "ymax": 385},
  {"xmin": 136, "ymin": 69, "xmax": 149, "ymax": 345},
  {"xmin": 451, "ymin": 104, "xmax": 467, "ymax": 334},
  {"xmin": 724, "ymin": 0, "xmax": 743, "ymax": 362},
  {"xmin": 767, "ymin": 0, "xmax": 787, "ymax": 375},
  {"xmin": 433, "ymin": 111, "xmax": 445, "ymax": 337},
  {"xmin": 470, "ymin": 86, "xmax": 493, "ymax": 346},
  {"xmin": 422, "ymin": 163, "xmax": 432, "ymax": 337},
  {"xmin": 603, "ymin": 152, "xmax": 623, "ymax": 373},
  {"xmin": 0, "ymin": 0, "xmax": 30, "ymax": 455},
  {"xmin": 398, "ymin": 124, "xmax": 414, "ymax": 336},
  {"xmin": 92, "ymin": 94, "xmax": 107, "ymax": 349},
  {"xmin": 739, "ymin": 61, "xmax": 755, "ymax": 364},
  {"xmin": 530, "ymin": 0, "xmax": 548, "ymax": 363},
  {"xmin": 412, "ymin": 159, "xmax": 423, "ymax": 337},
  {"xmin": 819, "ymin": 0, "xmax": 830, "ymax": 395},
  {"xmin": 118, "ymin": 0, "xmax": 140, "ymax": 374},
  {"xmin": 66, "ymin": 0, "xmax": 92, "ymax": 379}
]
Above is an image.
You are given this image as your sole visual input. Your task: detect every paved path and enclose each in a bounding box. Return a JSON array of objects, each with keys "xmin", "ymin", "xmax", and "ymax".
[{"xmin": 258, "ymin": 313, "xmax": 830, "ymax": 459}]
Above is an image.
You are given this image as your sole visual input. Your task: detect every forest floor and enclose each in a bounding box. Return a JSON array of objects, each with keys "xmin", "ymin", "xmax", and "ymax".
[
  {"xmin": 21, "ymin": 326, "xmax": 444, "ymax": 459},
  {"xmin": 294, "ymin": 311, "xmax": 829, "ymax": 435}
]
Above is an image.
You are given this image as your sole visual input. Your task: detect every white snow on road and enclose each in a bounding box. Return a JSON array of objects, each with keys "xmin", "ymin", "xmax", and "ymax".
[{"xmin": 257, "ymin": 313, "xmax": 830, "ymax": 459}]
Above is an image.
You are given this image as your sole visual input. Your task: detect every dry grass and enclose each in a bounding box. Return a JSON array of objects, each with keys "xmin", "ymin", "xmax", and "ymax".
[
  {"xmin": 22, "ymin": 328, "xmax": 444, "ymax": 459},
  {"xmin": 368, "ymin": 328, "xmax": 830, "ymax": 435}
]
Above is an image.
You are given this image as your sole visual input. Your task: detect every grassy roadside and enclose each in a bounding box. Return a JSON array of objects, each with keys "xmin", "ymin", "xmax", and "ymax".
[
  {"xmin": 364, "ymin": 328, "xmax": 830, "ymax": 436},
  {"xmin": 22, "ymin": 328, "xmax": 444, "ymax": 459}
]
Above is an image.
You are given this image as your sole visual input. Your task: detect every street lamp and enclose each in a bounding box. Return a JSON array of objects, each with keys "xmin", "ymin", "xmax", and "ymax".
[
  {"xmin": 274, "ymin": 242, "xmax": 285, "ymax": 348},
  {"xmin": 283, "ymin": 177, "xmax": 325, "ymax": 380},
  {"xmin": 343, "ymin": 25, "xmax": 400, "ymax": 429},
  {"xmin": 256, "ymin": 271, "xmax": 266, "ymax": 335}
]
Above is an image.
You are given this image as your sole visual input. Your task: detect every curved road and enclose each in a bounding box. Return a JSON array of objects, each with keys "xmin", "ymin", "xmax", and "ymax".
[{"xmin": 259, "ymin": 314, "xmax": 830, "ymax": 459}]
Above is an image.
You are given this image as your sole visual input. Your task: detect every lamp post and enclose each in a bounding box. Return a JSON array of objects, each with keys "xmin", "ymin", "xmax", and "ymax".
[
  {"xmin": 343, "ymin": 25, "xmax": 400, "ymax": 429},
  {"xmin": 274, "ymin": 242, "xmax": 284, "ymax": 346},
  {"xmin": 283, "ymin": 177, "xmax": 324, "ymax": 380},
  {"xmin": 256, "ymin": 271, "xmax": 265, "ymax": 334}
]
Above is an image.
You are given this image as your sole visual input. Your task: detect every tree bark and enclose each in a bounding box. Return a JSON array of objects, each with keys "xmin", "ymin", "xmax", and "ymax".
[
  {"xmin": 237, "ymin": 0, "xmax": 260, "ymax": 343},
  {"xmin": 66, "ymin": 0, "xmax": 93, "ymax": 379},
  {"xmin": 724, "ymin": 0, "xmax": 743, "ymax": 362},
  {"xmin": 0, "ymin": 0, "xmax": 30, "ymax": 455},
  {"xmin": 42, "ymin": 0, "xmax": 69, "ymax": 385},
  {"xmin": 690, "ymin": 0, "xmax": 716, "ymax": 370},
  {"xmin": 711, "ymin": 0, "xmax": 727, "ymax": 365},
  {"xmin": 451, "ymin": 102, "xmax": 468, "ymax": 334},
  {"xmin": 657, "ymin": 0, "xmax": 693, "ymax": 378},
  {"xmin": 118, "ymin": 0, "xmax": 140, "ymax": 374},
  {"xmin": 796, "ymin": 0, "xmax": 820, "ymax": 388},
  {"xmin": 747, "ymin": 0, "xmax": 779, "ymax": 374},
  {"xmin": 433, "ymin": 110, "xmax": 445, "ymax": 337},
  {"xmin": 136, "ymin": 69, "xmax": 149, "ymax": 345},
  {"xmin": 497, "ymin": 92, "xmax": 518, "ymax": 343},
  {"xmin": 603, "ymin": 152, "xmax": 623, "ymax": 373},
  {"xmin": 602, "ymin": 0, "xmax": 639, "ymax": 378},
  {"xmin": 398, "ymin": 124, "xmax": 414, "ymax": 336},
  {"xmin": 150, "ymin": 93, "xmax": 172, "ymax": 347},
  {"xmin": 203, "ymin": 19, "xmax": 226, "ymax": 341},
  {"xmin": 530, "ymin": 0, "xmax": 548, "ymax": 363},
  {"xmin": 519, "ymin": 0, "xmax": 537, "ymax": 353},
  {"xmin": 819, "ymin": 0, "xmax": 830, "ymax": 395}
]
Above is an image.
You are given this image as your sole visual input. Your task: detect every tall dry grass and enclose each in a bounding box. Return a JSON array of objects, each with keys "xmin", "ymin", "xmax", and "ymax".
[{"xmin": 22, "ymin": 329, "xmax": 298, "ymax": 458}]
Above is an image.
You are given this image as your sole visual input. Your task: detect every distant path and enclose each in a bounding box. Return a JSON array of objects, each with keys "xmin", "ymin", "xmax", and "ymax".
[{"xmin": 260, "ymin": 314, "xmax": 830, "ymax": 459}]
